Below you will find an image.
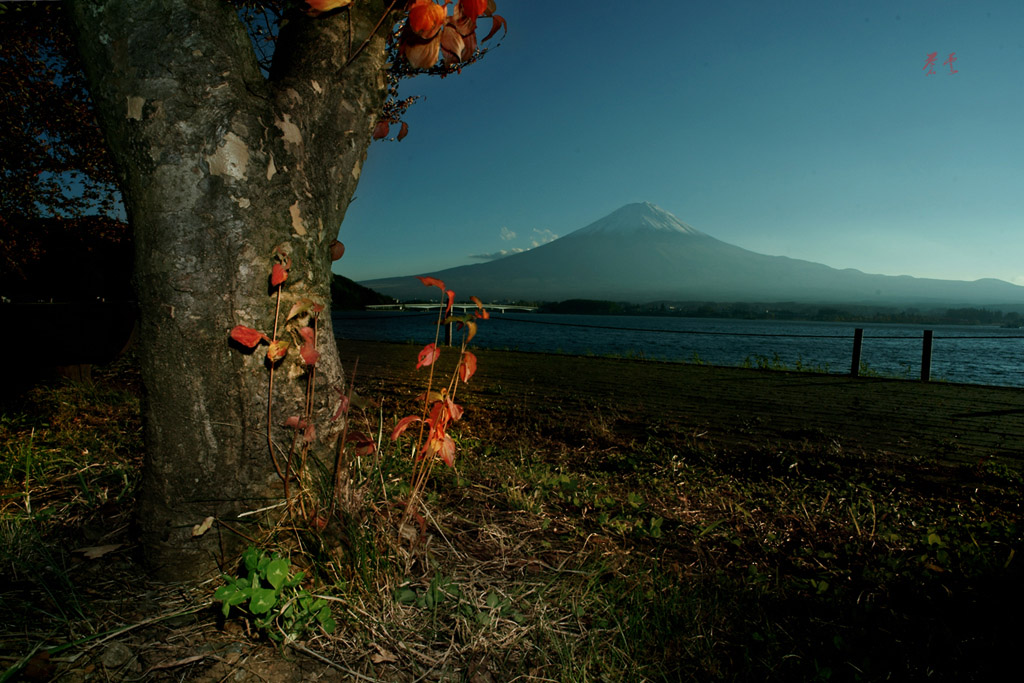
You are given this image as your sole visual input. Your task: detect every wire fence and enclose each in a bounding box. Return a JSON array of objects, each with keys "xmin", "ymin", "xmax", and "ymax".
[{"xmin": 334, "ymin": 311, "xmax": 1024, "ymax": 384}]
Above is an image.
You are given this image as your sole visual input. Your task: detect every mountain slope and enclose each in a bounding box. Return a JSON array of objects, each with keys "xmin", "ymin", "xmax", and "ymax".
[{"xmin": 362, "ymin": 203, "xmax": 1024, "ymax": 305}]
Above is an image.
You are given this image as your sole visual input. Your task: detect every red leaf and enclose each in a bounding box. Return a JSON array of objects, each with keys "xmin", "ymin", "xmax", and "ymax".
[
  {"xmin": 332, "ymin": 394, "xmax": 350, "ymax": 421},
  {"xmin": 445, "ymin": 396, "xmax": 464, "ymax": 422},
  {"xmin": 329, "ymin": 240, "xmax": 346, "ymax": 261},
  {"xmin": 299, "ymin": 326, "xmax": 318, "ymax": 365},
  {"xmin": 417, "ymin": 275, "xmax": 445, "ymax": 290},
  {"xmin": 300, "ymin": 343, "xmax": 320, "ymax": 366},
  {"xmin": 438, "ymin": 434, "xmax": 456, "ymax": 467},
  {"xmin": 459, "ymin": 351, "xmax": 477, "ymax": 383},
  {"xmin": 230, "ymin": 325, "xmax": 267, "ymax": 349},
  {"xmin": 416, "ymin": 343, "xmax": 440, "ymax": 369},
  {"xmin": 305, "ymin": 0, "xmax": 353, "ymax": 16},
  {"xmin": 397, "ymin": 122, "xmax": 409, "ymax": 141},
  {"xmin": 390, "ymin": 415, "xmax": 422, "ymax": 441},
  {"xmin": 346, "ymin": 431, "xmax": 377, "ymax": 457},
  {"xmin": 283, "ymin": 416, "xmax": 304, "ymax": 429},
  {"xmin": 444, "ymin": 289, "xmax": 455, "ymax": 318},
  {"xmin": 372, "ymin": 120, "xmax": 389, "ymax": 139},
  {"xmin": 303, "ymin": 422, "xmax": 316, "ymax": 444},
  {"xmin": 482, "ymin": 13, "xmax": 506, "ymax": 42},
  {"xmin": 271, "ymin": 263, "xmax": 288, "ymax": 287}
]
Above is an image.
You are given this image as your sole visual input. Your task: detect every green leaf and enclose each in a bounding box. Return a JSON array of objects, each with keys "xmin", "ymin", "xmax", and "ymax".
[
  {"xmin": 248, "ymin": 587, "xmax": 278, "ymax": 615},
  {"xmin": 320, "ymin": 616, "xmax": 337, "ymax": 634},
  {"xmin": 265, "ymin": 557, "xmax": 290, "ymax": 590},
  {"xmin": 243, "ymin": 546, "xmax": 261, "ymax": 573},
  {"xmin": 396, "ymin": 587, "xmax": 418, "ymax": 605},
  {"xmin": 213, "ymin": 585, "xmax": 236, "ymax": 602}
]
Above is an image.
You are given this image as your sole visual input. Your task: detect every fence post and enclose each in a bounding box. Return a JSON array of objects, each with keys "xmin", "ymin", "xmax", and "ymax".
[
  {"xmin": 444, "ymin": 321, "xmax": 453, "ymax": 347},
  {"xmin": 850, "ymin": 328, "xmax": 863, "ymax": 377},
  {"xmin": 921, "ymin": 330, "xmax": 933, "ymax": 381}
]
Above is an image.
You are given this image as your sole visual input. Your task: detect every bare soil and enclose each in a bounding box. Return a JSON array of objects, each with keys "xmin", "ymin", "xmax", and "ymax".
[{"xmin": 341, "ymin": 339, "xmax": 1024, "ymax": 471}]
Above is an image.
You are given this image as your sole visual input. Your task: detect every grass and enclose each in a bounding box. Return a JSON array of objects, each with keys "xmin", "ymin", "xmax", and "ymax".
[{"xmin": 1, "ymin": 352, "xmax": 1022, "ymax": 681}]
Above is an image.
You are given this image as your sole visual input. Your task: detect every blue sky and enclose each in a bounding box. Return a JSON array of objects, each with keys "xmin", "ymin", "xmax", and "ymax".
[{"xmin": 335, "ymin": 0, "xmax": 1024, "ymax": 287}]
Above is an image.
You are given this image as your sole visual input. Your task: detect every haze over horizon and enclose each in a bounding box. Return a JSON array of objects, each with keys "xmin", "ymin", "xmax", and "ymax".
[{"xmin": 334, "ymin": 1, "xmax": 1024, "ymax": 287}]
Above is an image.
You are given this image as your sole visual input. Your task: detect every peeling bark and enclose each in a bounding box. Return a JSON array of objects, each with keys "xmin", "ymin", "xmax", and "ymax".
[{"xmin": 65, "ymin": 0, "xmax": 394, "ymax": 580}]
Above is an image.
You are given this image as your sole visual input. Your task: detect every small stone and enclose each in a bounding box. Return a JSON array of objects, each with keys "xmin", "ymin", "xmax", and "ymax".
[{"xmin": 101, "ymin": 642, "xmax": 133, "ymax": 669}]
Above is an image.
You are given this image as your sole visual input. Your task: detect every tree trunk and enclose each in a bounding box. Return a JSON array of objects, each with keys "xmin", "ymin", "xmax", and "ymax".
[{"xmin": 65, "ymin": 0, "xmax": 394, "ymax": 581}]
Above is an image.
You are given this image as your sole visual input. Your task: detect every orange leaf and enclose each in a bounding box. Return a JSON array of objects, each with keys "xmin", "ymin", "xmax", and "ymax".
[
  {"xmin": 440, "ymin": 24, "xmax": 465, "ymax": 65},
  {"xmin": 465, "ymin": 319, "xmax": 478, "ymax": 343},
  {"xmin": 271, "ymin": 263, "xmax": 288, "ymax": 287},
  {"xmin": 400, "ymin": 33, "xmax": 442, "ymax": 69},
  {"xmin": 470, "ymin": 296, "xmax": 490, "ymax": 319},
  {"xmin": 286, "ymin": 299, "xmax": 313, "ymax": 321},
  {"xmin": 416, "ymin": 275, "xmax": 446, "ymax": 290},
  {"xmin": 266, "ymin": 339, "xmax": 290, "ymax": 363},
  {"xmin": 459, "ymin": 0, "xmax": 487, "ymax": 19},
  {"xmin": 416, "ymin": 343, "xmax": 441, "ymax": 369},
  {"xmin": 459, "ymin": 351, "xmax": 477, "ymax": 383},
  {"xmin": 230, "ymin": 325, "xmax": 267, "ymax": 348},
  {"xmin": 407, "ymin": 0, "xmax": 447, "ymax": 39}
]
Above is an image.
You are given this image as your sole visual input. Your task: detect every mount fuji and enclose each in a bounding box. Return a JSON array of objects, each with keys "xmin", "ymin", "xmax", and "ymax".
[{"xmin": 360, "ymin": 203, "xmax": 1024, "ymax": 306}]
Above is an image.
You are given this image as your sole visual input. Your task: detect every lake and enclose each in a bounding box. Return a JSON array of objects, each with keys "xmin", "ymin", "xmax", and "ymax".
[{"xmin": 332, "ymin": 311, "xmax": 1024, "ymax": 388}]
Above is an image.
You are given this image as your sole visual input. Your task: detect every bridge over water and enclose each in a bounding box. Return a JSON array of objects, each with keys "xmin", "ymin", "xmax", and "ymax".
[{"xmin": 365, "ymin": 303, "xmax": 537, "ymax": 313}]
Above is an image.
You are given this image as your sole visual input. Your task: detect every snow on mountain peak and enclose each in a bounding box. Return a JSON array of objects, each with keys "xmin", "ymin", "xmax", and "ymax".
[{"xmin": 569, "ymin": 202, "xmax": 703, "ymax": 237}]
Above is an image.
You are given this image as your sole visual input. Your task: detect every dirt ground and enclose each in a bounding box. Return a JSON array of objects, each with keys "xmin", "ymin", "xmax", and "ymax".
[{"xmin": 340, "ymin": 338, "xmax": 1024, "ymax": 469}]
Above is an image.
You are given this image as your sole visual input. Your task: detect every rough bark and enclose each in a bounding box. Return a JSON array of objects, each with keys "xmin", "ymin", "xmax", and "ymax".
[{"xmin": 65, "ymin": 0, "xmax": 394, "ymax": 581}]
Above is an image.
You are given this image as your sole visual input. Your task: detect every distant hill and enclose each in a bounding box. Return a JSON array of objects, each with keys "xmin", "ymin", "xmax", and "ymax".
[
  {"xmin": 362, "ymin": 202, "xmax": 1024, "ymax": 307},
  {"xmin": 330, "ymin": 274, "xmax": 395, "ymax": 310}
]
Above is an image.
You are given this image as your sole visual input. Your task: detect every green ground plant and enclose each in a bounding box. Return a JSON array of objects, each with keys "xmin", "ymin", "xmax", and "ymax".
[{"xmin": 214, "ymin": 546, "xmax": 336, "ymax": 642}]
